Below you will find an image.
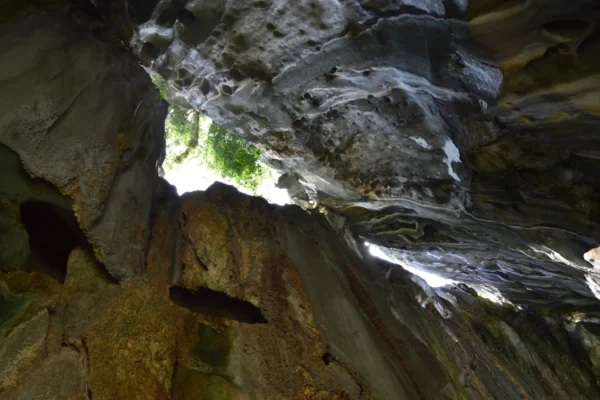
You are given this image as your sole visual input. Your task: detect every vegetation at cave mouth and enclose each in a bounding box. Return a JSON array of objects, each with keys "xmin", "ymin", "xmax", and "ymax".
[{"xmin": 154, "ymin": 76, "xmax": 264, "ymax": 192}]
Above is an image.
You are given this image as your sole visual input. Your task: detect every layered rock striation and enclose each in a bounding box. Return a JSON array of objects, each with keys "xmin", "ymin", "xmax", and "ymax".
[
  {"xmin": 130, "ymin": 0, "xmax": 600, "ymax": 309},
  {"xmin": 2, "ymin": 1, "xmax": 600, "ymax": 399}
]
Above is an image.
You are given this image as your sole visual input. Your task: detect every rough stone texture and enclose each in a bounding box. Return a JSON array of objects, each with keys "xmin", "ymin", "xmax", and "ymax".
[
  {"xmin": 136, "ymin": 0, "xmax": 498, "ymax": 209},
  {"xmin": 2, "ymin": 182, "xmax": 600, "ymax": 399},
  {"xmin": 0, "ymin": 3, "xmax": 168, "ymax": 280},
  {"xmin": 131, "ymin": 0, "xmax": 600, "ymax": 310},
  {"xmin": 2, "ymin": 1, "xmax": 600, "ymax": 399},
  {"xmin": 64, "ymin": 247, "xmax": 115, "ymax": 292},
  {"xmin": 0, "ymin": 309, "xmax": 49, "ymax": 391},
  {"xmin": 6, "ymin": 349, "xmax": 88, "ymax": 400}
]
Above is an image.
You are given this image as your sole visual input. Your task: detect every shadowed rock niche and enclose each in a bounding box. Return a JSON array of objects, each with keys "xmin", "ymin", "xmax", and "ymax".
[
  {"xmin": 169, "ymin": 286, "xmax": 268, "ymax": 324},
  {"xmin": 1, "ymin": 1, "xmax": 600, "ymax": 400},
  {"xmin": 0, "ymin": 145, "xmax": 114, "ymax": 289},
  {"xmin": 20, "ymin": 201, "xmax": 86, "ymax": 282}
]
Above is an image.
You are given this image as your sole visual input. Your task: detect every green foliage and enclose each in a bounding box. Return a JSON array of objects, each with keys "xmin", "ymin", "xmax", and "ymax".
[
  {"xmin": 163, "ymin": 106, "xmax": 204, "ymax": 168},
  {"xmin": 204, "ymin": 123, "xmax": 263, "ymax": 191},
  {"xmin": 162, "ymin": 102, "xmax": 264, "ymax": 191},
  {"xmin": 152, "ymin": 75, "xmax": 169, "ymax": 99},
  {"xmin": 150, "ymin": 72, "xmax": 264, "ymax": 192},
  {"xmin": 166, "ymin": 107, "xmax": 195, "ymax": 147}
]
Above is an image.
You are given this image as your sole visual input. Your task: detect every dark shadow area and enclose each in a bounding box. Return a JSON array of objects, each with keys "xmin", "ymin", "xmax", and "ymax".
[
  {"xmin": 322, "ymin": 352, "xmax": 334, "ymax": 366},
  {"xmin": 169, "ymin": 286, "xmax": 268, "ymax": 324},
  {"xmin": 177, "ymin": 8, "xmax": 196, "ymax": 25},
  {"xmin": 581, "ymin": 322, "xmax": 600, "ymax": 337},
  {"xmin": 543, "ymin": 19, "xmax": 590, "ymax": 38},
  {"xmin": 127, "ymin": 0, "xmax": 161, "ymax": 24},
  {"xmin": 20, "ymin": 201, "xmax": 88, "ymax": 283}
]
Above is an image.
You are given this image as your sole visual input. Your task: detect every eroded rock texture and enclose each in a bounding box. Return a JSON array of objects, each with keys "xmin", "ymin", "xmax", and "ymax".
[
  {"xmin": 3, "ymin": 181, "xmax": 600, "ymax": 399},
  {"xmin": 2, "ymin": 1, "xmax": 600, "ymax": 399},
  {"xmin": 0, "ymin": 1, "xmax": 167, "ymax": 280},
  {"xmin": 132, "ymin": 0, "xmax": 600, "ymax": 310}
]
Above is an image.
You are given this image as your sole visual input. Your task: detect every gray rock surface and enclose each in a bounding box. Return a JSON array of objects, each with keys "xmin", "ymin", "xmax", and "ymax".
[
  {"xmin": 0, "ymin": 7, "xmax": 167, "ymax": 280},
  {"xmin": 131, "ymin": 0, "xmax": 600, "ymax": 310}
]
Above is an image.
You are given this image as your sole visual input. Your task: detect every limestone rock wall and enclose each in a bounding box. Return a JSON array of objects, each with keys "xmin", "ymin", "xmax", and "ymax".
[
  {"xmin": 130, "ymin": 0, "xmax": 600, "ymax": 310},
  {"xmin": 2, "ymin": 181, "xmax": 600, "ymax": 399},
  {"xmin": 0, "ymin": 2, "xmax": 168, "ymax": 280},
  {"xmin": 2, "ymin": 1, "xmax": 600, "ymax": 399}
]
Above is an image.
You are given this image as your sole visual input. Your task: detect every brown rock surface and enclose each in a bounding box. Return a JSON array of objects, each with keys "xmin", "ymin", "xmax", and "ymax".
[{"xmin": 2, "ymin": 179, "xmax": 600, "ymax": 399}]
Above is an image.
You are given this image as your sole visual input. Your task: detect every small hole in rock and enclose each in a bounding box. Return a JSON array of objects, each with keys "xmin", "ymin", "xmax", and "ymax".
[
  {"xmin": 156, "ymin": 8, "xmax": 177, "ymax": 26},
  {"xmin": 322, "ymin": 352, "xmax": 334, "ymax": 366},
  {"xmin": 140, "ymin": 42, "xmax": 159, "ymax": 60},
  {"xmin": 220, "ymin": 84, "xmax": 234, "ymax": 96},
  {"xmin": 177, "ymin": 8, "xmax": 196, "ymax": 25},
  {"xmin": 230, "ymin": 69, "xmax": 245, "ymax": 81},
  {"xmin": 222, "ymin": 14, "xmax": 236, "ymax": 26},
  {"xmin": 199, "ymin": 79, "xmax": 211, "ymax": 96},
  {"xmin": 169, "ymin": 286, "xmax": 268, "ymax": 324}
]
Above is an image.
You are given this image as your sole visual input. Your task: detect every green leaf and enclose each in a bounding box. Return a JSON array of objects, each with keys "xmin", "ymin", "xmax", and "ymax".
[{"xmin": 204, "ymin": 123, "xmax": 263, "ymax": 191}]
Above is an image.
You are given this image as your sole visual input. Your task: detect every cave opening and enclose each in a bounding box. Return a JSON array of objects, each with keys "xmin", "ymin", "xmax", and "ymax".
[
  {"xmin": 148, "ymin": 74, "xmax": 291, "ymax": 205},
  {"xmin": 169, "ymin": 286, "xmax": 268, "ymax": 324},
  {"xmin": 20, "ymin": 201, "xmax": 89, "ymax": 283}
]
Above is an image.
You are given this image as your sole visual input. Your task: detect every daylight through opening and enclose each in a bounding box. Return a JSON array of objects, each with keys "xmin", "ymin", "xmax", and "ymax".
[{"xmin": 151, "ymin": 75, "xmax": 291, "ymax": 205}]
